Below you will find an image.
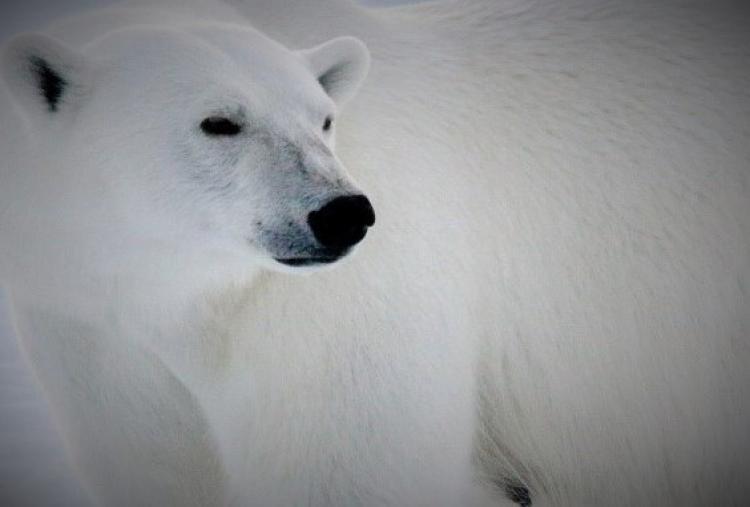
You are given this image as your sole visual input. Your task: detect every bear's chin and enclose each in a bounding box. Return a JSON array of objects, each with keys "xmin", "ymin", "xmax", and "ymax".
[
  {"xmin": 265, "ymin": 253, "xmax": 354, "ymax": 276},
  {"xmin": 274, "ymin": 256, "xmax": 340, "ymax": 267}
]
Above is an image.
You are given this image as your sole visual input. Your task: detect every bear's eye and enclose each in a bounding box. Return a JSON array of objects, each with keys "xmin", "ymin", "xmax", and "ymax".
[
  {"xmin": 322, "ymin": 116, "xmax": 333, "ymax": 132},
  {"xmin": 200, "ymin": 116, "xmax": 243, "ymax": 137}
]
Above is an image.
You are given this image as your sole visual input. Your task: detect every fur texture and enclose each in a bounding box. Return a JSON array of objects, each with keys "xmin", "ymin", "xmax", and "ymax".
[{"xmin": 1, "ymin": 0, "xmax": 749, "ymax": 505}]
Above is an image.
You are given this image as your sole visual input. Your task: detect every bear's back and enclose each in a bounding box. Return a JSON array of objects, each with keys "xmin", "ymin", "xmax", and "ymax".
[{"xmin": 41, "ymin": 1, "xmax": 244, "ymax": 50}]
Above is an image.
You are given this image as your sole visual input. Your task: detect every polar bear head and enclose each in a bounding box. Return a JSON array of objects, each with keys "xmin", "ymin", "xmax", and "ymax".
[{"xmin": 0, "ymin": 23, "xmax": 372, "ymax": 282}]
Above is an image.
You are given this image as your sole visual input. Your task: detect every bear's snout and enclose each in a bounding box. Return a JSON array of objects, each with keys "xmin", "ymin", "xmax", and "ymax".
[{"xmin": 307, "ymin": 194, "xmax": 375, "ymax": 252}]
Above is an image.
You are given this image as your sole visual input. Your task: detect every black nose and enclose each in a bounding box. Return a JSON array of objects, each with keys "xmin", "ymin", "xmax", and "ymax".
[{"xmin": 308, "ymin": 194, "xmax": 375, "ymax": 251}]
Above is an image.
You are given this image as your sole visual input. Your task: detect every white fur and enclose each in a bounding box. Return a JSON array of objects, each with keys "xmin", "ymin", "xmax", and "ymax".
[{"xmin": 1, "ymin": 0, "xmax": 749, "ymax": 506}]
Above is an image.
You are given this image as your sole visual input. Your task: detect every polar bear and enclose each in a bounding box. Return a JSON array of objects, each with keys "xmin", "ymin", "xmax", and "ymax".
[
  {"xmin": 1, "ymin": 3, "xmax": 490, "ymax": 506},
  {"xmin": 1, "ymin": 0, "xmax": 749, "ymax": 506}
]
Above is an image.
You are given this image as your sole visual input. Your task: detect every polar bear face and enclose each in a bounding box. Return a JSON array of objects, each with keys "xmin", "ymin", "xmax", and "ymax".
[{"xmin": 1, "ymin": 25, "xmax": 372, "ymax": 278}]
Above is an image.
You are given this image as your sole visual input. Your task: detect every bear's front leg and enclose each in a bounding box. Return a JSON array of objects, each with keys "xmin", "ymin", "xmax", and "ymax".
[{"xmin": 12, "ymin": 304, "xmax": 226, "ymax": 507}]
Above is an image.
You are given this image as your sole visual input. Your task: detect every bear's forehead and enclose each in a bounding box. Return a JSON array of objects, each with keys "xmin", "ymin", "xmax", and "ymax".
[{"xmin": 89, "ymin": 24, "xmax": 319, "ymax": 101}]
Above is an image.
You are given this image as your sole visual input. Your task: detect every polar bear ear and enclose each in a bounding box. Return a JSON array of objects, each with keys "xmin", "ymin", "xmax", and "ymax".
[
  {"xmin": 300, "ymin": 36, "xmax": 370, "ymax": 107},
  {"xmin": 1, "ymin": 33, "xmax": 92, "ymax": 118}
]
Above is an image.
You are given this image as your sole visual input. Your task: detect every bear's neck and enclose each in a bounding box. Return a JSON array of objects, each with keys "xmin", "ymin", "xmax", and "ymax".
[{"xmin": 9, "ymin": 247, "xmax": 264, "ymax": 383}]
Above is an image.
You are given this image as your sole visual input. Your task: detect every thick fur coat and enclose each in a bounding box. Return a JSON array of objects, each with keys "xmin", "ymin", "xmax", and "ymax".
[{"xmin": 1, "ymin": 1, "xmax": 748, "ymax": 505}]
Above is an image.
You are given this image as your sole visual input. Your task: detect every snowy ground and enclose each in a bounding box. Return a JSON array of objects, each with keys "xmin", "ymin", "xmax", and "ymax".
[{"xmin": 0, "ymin": 1, "xmax": 422, "ymax": 505}]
